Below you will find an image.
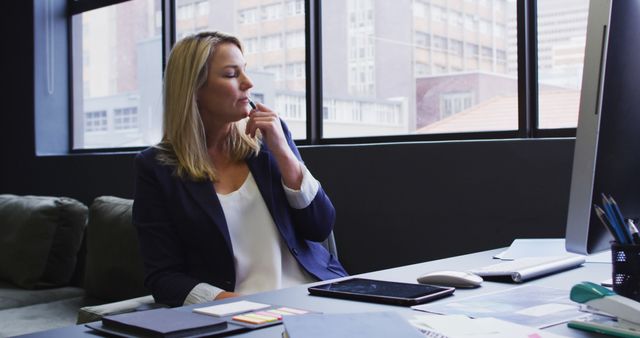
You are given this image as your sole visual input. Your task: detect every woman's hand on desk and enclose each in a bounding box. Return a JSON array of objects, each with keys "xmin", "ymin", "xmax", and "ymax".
[{"xmin": 215, "ymin": 291, "xmax": 240, "ymax": 300}]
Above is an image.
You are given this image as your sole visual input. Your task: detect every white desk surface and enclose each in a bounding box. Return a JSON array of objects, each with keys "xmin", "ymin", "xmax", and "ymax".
[{"xmin": 16, "ymin": 248, "xmax": 613, "ymax": 338}]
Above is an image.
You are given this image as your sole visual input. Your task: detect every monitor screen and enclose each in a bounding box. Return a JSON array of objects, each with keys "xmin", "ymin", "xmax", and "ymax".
[{"xmin": 565, "ymin": 0, "xmax": 640, "ymax": 254}]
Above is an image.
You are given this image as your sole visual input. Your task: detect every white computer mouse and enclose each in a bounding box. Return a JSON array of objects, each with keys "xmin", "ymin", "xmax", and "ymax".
[{"xmin": 417, "ymin": 270, "xmax": 483, "ymax": 288}]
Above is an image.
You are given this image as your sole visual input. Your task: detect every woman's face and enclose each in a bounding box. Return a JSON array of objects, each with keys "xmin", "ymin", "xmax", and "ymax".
[{"xmin": 197, "ymin": 42, "xmax": 253, "ymax": 127}]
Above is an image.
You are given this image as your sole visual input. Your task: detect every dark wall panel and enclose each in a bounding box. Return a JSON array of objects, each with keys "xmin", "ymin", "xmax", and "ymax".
[{"xmin": 302, "ymin": 140, "xmax": 575, "ymax": 274}]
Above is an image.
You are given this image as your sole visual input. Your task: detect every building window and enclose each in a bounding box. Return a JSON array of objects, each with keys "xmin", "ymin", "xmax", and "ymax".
[
  {"xmin": 85, "ymin": 110, "xmax": 108, "ymax": 132},
  {"xmin": 263, "ymin": 4, "xmax": 282, "ymax": 21},
  {"xmin": 239, "ymin": 8, "xmax": 258, "ymax": 24},
  {"xmin": 262, "ymin": 34, "xmax": 283, "ymax": 51},
  {"xmin": 286, "ymin": 30, "xmax": 305, "ymax": 48},
  {"xmin": 440, "ymin": 92, "xmax": 475, "ymax": 119},
  {"xmin": 287, "ymin": 0, "xmax": 304, "ymax": 16},
  {"xmin": 114, "ymin": 107, "xmax": 138, "ymax": 130},
  {"xmin": 286, "ymin": 62, "xmax": 305, "ymax": 79}
]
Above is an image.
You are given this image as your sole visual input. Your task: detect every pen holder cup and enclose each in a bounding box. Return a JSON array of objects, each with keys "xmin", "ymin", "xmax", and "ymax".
[{"xmin": 611, "ymin": 242, "xmax": 640, "ymax": 301}]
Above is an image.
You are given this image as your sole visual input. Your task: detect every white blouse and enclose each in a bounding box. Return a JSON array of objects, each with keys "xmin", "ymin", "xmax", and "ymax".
[{"xmin": 183, "ymin": 164, "xmax": 319, "ymax": 305}]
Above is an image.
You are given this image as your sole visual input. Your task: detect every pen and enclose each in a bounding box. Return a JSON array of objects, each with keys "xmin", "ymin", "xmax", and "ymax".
[
  {"xmin": 600, "ymin": 195, "xmax": 627, "ymax": 244},
  {"xmin": 607, "ymin": 196, "xmax": 634, "ymax": 244},
  {"xmin": 627, "ymin": 219, "xmax": 640, "ymax": 245},
  {"xmin": 594, "ymin": 204, "xmax": 623, "ymax": 243},
  {"xmin": 248, "ymin": 98, "xmax": 257, "ymax": 110}
]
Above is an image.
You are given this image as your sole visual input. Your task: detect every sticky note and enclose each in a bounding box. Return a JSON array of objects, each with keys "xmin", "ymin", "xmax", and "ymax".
[
  {"xmin": 255, "ymin": 311, "xmax": 282, "ymax": 320},
  {"xmin": 232, "ymin": 314, "xmax": 266, "ymax": 324}
]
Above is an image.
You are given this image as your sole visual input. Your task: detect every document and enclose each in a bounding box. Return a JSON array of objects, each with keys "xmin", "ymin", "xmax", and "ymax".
[
  {"xmin": 410, "ymin": 314, "xmax": 571, "ymax": 338},
  {"xmin": 192, "ymin": 300, "xmax": 270, "ymax": 317},
  {"xmin": 412, "ymin": 285, "xmax": 587, "ymax": 328},
  {"xmin": 282, "ymin": 311, "xmax": 424, "ymax": 338}
]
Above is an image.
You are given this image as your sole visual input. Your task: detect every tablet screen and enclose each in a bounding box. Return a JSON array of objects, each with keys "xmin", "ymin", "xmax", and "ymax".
[{"xmin": 308, "ymin": 278, "xmax": 454, "ymax": 306}]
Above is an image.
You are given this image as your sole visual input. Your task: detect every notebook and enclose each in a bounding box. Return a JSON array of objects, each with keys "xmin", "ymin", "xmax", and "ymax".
[{"xmin": 97, "ymin": 308, "xmax": 228, "ymax": 338}]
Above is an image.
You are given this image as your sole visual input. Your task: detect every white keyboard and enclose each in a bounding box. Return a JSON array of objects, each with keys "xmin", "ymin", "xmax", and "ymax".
[{"xmin": 469, "ymin": 255, "xmax": 586, "ymax": 282}]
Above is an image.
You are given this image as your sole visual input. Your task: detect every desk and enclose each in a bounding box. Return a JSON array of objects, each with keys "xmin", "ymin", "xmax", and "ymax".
[{"xmin": 16, "ymin": 248, "xmax": 612, "ymax": 338}]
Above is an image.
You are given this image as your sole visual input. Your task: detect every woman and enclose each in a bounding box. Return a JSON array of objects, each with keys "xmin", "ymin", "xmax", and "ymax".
[{"xmin": 132, "ymin": 31, "xmax": 347, "ymax": 307}]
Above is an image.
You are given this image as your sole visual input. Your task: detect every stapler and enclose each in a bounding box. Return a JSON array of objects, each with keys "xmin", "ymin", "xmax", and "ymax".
[{"xmin": 568, "ymin": 281, "xmax": 640, "ymax": 336}]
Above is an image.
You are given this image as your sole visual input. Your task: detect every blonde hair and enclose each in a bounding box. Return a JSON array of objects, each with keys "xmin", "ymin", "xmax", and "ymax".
[{"xmin": 156, "ymin": 31, "xmax": 260, "ymax": 182}]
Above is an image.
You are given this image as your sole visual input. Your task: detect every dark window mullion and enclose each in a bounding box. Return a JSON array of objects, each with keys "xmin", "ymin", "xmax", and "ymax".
[
  {"xmin": 68, "ymin": 0, "xmax": 131, "ymax": 15},
  {"xmin": 517, "ymin": 0, "xmax": 539, "ymax": 138},
  {"xmin": 306, "ymin": 0, "xmax": 322, "ymax": 145},
  {"xmin": 163, "ymin": 0, "xmax": 175, "ymax": 69}
]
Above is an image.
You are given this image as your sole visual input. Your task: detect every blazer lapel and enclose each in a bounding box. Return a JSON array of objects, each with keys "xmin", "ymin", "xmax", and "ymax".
[{"xmin": 182, "ymin": 178, "xmax": 233, "ymax": 253}]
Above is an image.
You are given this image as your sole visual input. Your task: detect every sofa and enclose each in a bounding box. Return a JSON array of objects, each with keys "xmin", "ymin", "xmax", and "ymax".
[{"xmin": 0, "ymin": 194, "xmax": 156, "ymax": 337}]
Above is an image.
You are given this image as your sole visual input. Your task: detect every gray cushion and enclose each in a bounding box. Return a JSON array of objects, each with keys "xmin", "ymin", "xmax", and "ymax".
[
  {"xmin": 0, "ymin": 296, "xmax": 87, "ymax": 337},
  {"xmin": 0, "ymin": 280, "xmax": 84, "ymax": 310},
  {"xmin": 0, "ymin": 194, "xmax": 88, "ymax": 289},
  {"xmin": 83, "ymin": 196, "xmax": 148, "ymax": 301}
]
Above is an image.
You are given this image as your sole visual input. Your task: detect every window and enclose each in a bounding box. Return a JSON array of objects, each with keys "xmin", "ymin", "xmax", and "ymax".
[
  {"xmin": 415, "ymin": 32, "xmax": 430, "ymax": 49},
  {"xmin": 286, "ymin": 31, "xmax": 305, "ymax": 49},
  {"xmin": 450, "ymin": 40, "xmax": 463, "ymax": 56},
  {"xmin": 440, "ymin": 92, "xmax": 475, "ymax": 119},
  {"xmin": 432, "ymin": 6, "xmax": 446, "ymax": 23},
  {"xmin": 287, "ymin": 0, "xmax": 304, "ymax": 17},
  {"xmin": 70, "ymin": 0, "xmax": 161, "ymax": 149},
  {"xmin": 286, "ymin": 62, "xmax": 305, "ymax": 79},
  {"xmin": 433, "ymin": 36, "xmax": 448, "ymax": 50},
  {"xmin": 175, "ymin": 0, "xmax": 308, "ymax": 138},
  {"xmin": 536, "ymin": 0, "xmax": 588, "ymax": 129},
  {"xmin": 262, "ymin": 34, "xmax": 283, "ymax": 51},
  {"xmin": 61, "ymin": 0, "xmax": 580, "ymax": 151},
  {"xmin": 322, "ymin": 0, "xmax": 518, "ymax": 138},
  {"xmin": 263, "ymin": 4, "xmax": 282, "ymax": 21},
  {"xmin": 239, "ymin": 8, "xmax": 258, "ymax": 24},
  {"xmin": 85, "ymin": 111, "xmax": 107, "ymax": 132},
  {"xmin": 413, "ymin": 2, "xmax": 427, "ymax": 18},
  {"xmin": 114, "ymin": 107, "xmax": 139, "ymax": 131},
  {"xmin": 197, "ymin": 1, "xmax": 209, "ymax": 16}
]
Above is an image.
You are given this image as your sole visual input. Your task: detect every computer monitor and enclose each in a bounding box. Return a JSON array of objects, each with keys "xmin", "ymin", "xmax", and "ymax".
[{"xmin": 565, "ymin": 0, "xmax": 640, "ymax": 254}]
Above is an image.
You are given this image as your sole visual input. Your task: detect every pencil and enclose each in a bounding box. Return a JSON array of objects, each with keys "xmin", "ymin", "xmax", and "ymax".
[
  {"xmin": 593, "ymin": 204, "xmax": 623, "ymax": 243},
  {"xmin": 607, "ymin": 196, "xmax": 634, "ymax": 244}
]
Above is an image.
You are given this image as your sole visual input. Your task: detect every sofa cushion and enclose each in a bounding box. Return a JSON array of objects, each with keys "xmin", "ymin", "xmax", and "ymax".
[
  {"xmin": 0, "ymin": 280, "xmax": 85, "ymax": 310},
  {"xmin": 83, "ymin": 196, "xmax": 148, "ymax": 301},
  {"xmin": 0, "ymin": 295, "xmax": 87, "ymax": 337},
  {"xmin": 0, "ymin": 194, "xmax": 88, "ymax": 289}
]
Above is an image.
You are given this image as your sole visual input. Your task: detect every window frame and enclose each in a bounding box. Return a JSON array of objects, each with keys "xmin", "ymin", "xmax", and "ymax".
[{"xmin": 63, "ymin": 0, "xmax": 576, "ymax": 154}]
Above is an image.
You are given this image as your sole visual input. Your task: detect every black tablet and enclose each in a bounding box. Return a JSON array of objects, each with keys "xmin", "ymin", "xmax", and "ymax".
[{"xmin": 307, "ymin": 278, "xmax": 455, "ymax": 306}]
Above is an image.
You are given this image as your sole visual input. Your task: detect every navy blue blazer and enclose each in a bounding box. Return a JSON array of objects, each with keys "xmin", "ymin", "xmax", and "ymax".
[{"xmin": 132, "ymin": 123, "xmax": 348, "ymax": 307}]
